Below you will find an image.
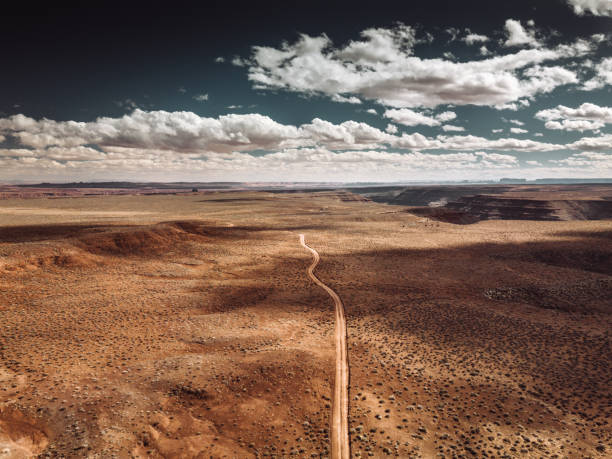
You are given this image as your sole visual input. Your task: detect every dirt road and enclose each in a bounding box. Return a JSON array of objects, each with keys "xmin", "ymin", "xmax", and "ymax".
[{"xmin": 300, "ymin": 234, "xmax": 350, "ymax": 459}]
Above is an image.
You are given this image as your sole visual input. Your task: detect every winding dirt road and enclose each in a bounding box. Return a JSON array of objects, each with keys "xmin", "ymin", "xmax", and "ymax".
[{"xmin": 299, "ymin": 234, "xmax": 350, "ymax": 459}]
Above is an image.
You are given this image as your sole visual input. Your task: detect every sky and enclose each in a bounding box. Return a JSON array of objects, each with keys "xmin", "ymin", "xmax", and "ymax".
[{"xmin": 1, "ymin": 0, "xmax": 611, "ymax": 183}]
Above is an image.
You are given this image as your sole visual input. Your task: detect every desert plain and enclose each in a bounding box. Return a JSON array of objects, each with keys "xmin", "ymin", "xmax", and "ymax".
[{"xmin": 0, "ymin": 185, "xmax": 610, "ymax": 458}]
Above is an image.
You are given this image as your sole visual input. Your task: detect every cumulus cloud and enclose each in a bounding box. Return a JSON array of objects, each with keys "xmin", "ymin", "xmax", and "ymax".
[
  {"xmin": 480, "ymin": 46, "xmax": 491, "ymax": 56},
  {"xmin": 331, "ymin": 94, "xmax": 362, "ymax": 104},
  {"xmin": 385, "ymin": 123, "xmax": 398, "ymax": 134},
  {"xmin": 366, "ymin": 108, "xmax": 378, "ymax": 115},
  {"xmin": 244, "ymin": 23, "xmax": 594, "ymax": 110},
  {"xmin": 5, "ymin": 108, "xmax": 607, "ymax": 183},
  {"xmin": 231, "ymin": 56, "xmax": 248, "ymax": 67},
  {"xmin": 193, "ymin": 93, "xmax": 209, "ymax": 102},
  {"xmin": 383, "ymin": 109, "xmax": 457, "ymax": 127},
  {"xmin": 297, "ymin": 118, "xmax": 391, "ymax": 149},
  {"xmin": 510, "ymin": 127, "xmax": 528, "ymax": 134},
  {"xmin": 433, "ymin": 134, "xmax": 562, "ymax": 152},
  {"xmin": 503, "ymin": 19, "xmax": 540, "ymax": 48},
  {"xmin": 554, "ymin": 152, "xmax": 612, "ymax": 170},
  {"xmin": 520, "ymin": 65, "xmax": 578, "ymax": 94},
  {"xmin": 441, "ymin": 125, "xmax": 465, "ymax": 132},
  {"xmin": 436, "ymin": 111, "xmax": 457, "ymax": 122},
  {"xmin": 0, "ymin": 109, "xmax": 572, "ymax": 160},
  {"xmin": 474, "ymin": 151, "xmax": 519, "ymax": 167},
  {"xmin": 335, "ymin": 24, "xmax": 417, "ymax": 63},
  {"xmin": 536, "ymin": 102, "xmax": 612, "ymax": 131},
  {"xmin": 567, "ymin": 0, "xmax": 612, "ymax": 16},
  {"xmin": 464, "ymin": 33, "xmax": 489, "ymax": 45},
  {"xmin": 582, "ymin": 57, "xmax": 612, "ymax": 90},
  {"xmin": 0, "ymin": 110, "xmax": 302, "ymax": 153},
  {"xmin": 568, "ymin": 133, "xmax": 612, "ymax": 151},
  {"xmin": 383, "ymin": 108, "xmax": 440, "ymax": 127},
  {"xmin": 544, "ymin": 119, "xmax": 604, "ymax": 131}
]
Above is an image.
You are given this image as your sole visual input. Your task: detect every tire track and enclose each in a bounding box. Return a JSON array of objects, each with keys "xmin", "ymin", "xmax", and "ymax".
[{"xmin": 299, "ymin": 234, "xmax": 349, "ymax": 459}]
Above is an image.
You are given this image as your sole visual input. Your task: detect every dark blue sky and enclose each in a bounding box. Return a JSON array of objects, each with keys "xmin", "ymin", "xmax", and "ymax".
[{"xmin": 0, "ymin": 0, "xmax": 611, "ymax": 182}]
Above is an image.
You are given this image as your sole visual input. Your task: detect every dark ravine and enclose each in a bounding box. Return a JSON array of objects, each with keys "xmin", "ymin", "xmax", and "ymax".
[{"xmin": 348, "ymin": 184, "xmax": 612, "ymax": 224}]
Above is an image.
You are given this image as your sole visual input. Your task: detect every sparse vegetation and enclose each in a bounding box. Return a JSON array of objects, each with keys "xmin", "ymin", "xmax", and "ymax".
[{"xmin": 0, "ymin": 188, "xmax": 610, "ymax": 457}]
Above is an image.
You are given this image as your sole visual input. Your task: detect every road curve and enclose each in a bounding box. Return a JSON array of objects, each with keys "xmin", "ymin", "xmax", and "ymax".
[{"xmin": 299, "ymin": 234, "xmax": 350, "ymax": 459}]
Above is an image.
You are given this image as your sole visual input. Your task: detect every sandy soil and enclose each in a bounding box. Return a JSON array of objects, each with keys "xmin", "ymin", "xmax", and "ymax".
[{"xmin": 0, "ymin": 190, "xmax": 610, "ymax": 458}]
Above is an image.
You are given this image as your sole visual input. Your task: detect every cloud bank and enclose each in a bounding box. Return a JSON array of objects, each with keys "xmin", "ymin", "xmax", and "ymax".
[
  {"xmin": 244, "ymin": 23, "xmax": 599, "ymax": 110},
  {"xmin": 0, "ymin": 108, "xmax": 610, "ymax": 182}
]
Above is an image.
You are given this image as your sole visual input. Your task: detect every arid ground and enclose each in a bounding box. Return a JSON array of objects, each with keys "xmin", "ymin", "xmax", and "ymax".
[{"xmin": 0, "ymin": 187, "xmax": 610, "ymax": 458}]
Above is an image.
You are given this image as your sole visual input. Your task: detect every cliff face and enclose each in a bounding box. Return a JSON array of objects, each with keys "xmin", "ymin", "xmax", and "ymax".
[{"xmin": 409, "ymin": 196, "xmax": 612, "ymax": 224}]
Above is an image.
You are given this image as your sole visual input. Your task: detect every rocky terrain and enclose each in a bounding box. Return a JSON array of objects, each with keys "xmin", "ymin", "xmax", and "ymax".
[{"xmin": 354, "ymin": 184, "xmax": 612, "ymax": 224}]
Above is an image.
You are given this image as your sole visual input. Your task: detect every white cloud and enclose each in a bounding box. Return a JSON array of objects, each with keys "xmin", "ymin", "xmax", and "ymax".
[
  {"xmin": 193, "ymin": 93, "xmax": 209, "ymax": 102},
  {"xmin": 544, "ymin": 119, "xmax": 604, "ymax": 131},
  {"xmin": 231, "ymin": 56, "xmax": 248, "ymax": 67},
  {"xmin": 434, "ymin": 134, "xmax": 561, "ymax": 152},
  {"xmin": 569, "ymin": 134, "xmax": 612, "ymax": 151},
  {"xmin": 495, "ymin": 98, "xmax": 532, "ymax": 111},
  {"xmin": 245, "ymin": 24, "xmax": 594, "ymax": 110},
  {"xmin": 214, "ymin": 57, "xmax": 225, "ymax": 63},
  {"xmin": 4, "ymin": 108, "xmax": 605, "ymax": 186},
  {"xmin": 385, "ymin": 123, "xmax": 398, "ymax": 134},
  {"xmin": 480, "ymin": 46, "xmax": 491, "ymax": 56},
  {"xmin": 567, "ymin": 0, "xmax": 612, "ymax": 16},
  {"xmin": 0, "ymin": 146, "xmax": 529, "ymax": 182},
  {"xmin": 366, "ymin": 109, "xmax": 378, "ymax": 115},
  {"xmin": 331, "ymin": 94, "xmax": 362, "ymax": 104},
  {"xmin": 536, "ymin": 102, "xmax": 612, "ymax": 131},
  {"xmin": 445, "ymin": 27, "xmax": 461, "ymax": 42},
  {"xmin": 474, "ymin": 151, "xmax": 519, "ymax": 167},
  {"xmin": 442, "ymin": 125, "xmax": 465, "ymax": 132},
  {"xmin": 464, "ymin": 33, "xmax": 489, "ymax": 45},
  {"xmin": 383, "ymin": 109, "xmax": 457, "ymax": 127},
  {"xmin": 436, "ymin": 111, "xmax": 457, "ymax": 122},
  {"xmin": 520, "ymin": 65, "xmax": 578, "ymax": 94},
  {"xmin": 336, "ymin": 24, "xmax": 417, "ymax": 64},
  {"xmin": 0, "ymin": 110, "xmax": 302, "ymax": 153},
  {"xmin": 492, "ymin": 128, "xmax": 504, "ymax": 133},
  {"xmin": 554, "ymin": 152, "xmax": 612, "ymax": 169},
  {"xmin": 503, "ymin": 19, "xmax": 540, "ymax": 48},
  {"xmin": 582, "ymin": 57, "xmax": 612, "ymax": 90},
  {"xmin": 539, "ymin": 103, "xmax": 612, "ymax": 123},
  {"xmin": 3, "ymin": 112, "xmax": 610, "ymax": 182},
  {"xmin": 509, "ymin": 119, "xmax": 525, "ymax": 126},
  {"xmin": 510, "ymin": 127, "xmax": 528, "ymax": 134},
  {"xmin": 383, "ymin": 108, "xmax": 440, "ymax": 127},
  {"xmin": 297, "ymin": 118, "xmax": 391, "ymax": 149}
]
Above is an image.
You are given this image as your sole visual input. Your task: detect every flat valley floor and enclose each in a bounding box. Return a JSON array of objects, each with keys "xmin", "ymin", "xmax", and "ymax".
[{"xmin": 0, "ymin": 191, "xmax": 610, "ymax": 458}]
